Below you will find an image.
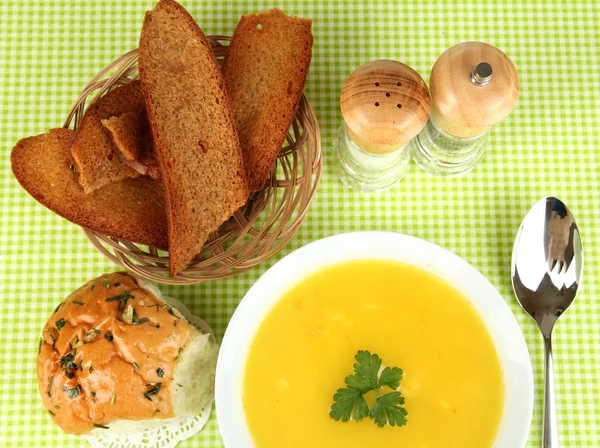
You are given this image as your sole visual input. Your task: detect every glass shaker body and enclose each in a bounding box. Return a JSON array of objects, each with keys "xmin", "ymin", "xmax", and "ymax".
[
  {"xmin": 411, "ymin": 116, "xmax": 489, "ymax": 177},
  {"xmin": 412, "ymin": 42, "xmax": 519, "ymax": 177},
  {"xmin": 335, "ymin": 59, "xmax": 431, "ymax": 193},
  {"xmin": 334, "ymin": 124, "xmax": 410, "ymax": 193}
]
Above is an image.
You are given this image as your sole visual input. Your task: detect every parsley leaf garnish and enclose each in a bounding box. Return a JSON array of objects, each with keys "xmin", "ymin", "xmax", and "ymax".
[
  {"xmin": 156, "ymin": 367, "xmax": 164, "ymax": 378},
  {"xmin": 102, "ymin": 279, "xmax": 110, "ymax": 288},
  {"xmin": 369, "ymin": 392, "xmax": 408, "ymax": 427},
  {"xmin": 378, "ymin": 366, "xmax": 404, "ymax": 390},
  {"xmin": 345, "ymin": 350, "xmax": 381, "ymax": 392},
  {"xmin": 329, "ymin": 350, "xmax": 407, "ymax": 428},
  {"xmin": 330, "ymin": 388, "xmax": 369, "ymax": 422}
]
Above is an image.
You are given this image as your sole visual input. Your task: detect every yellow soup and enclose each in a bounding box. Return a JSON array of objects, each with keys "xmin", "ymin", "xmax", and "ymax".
[{"xmin": 243, "ymin": 260, "xmax": 504, "ymax": 448}]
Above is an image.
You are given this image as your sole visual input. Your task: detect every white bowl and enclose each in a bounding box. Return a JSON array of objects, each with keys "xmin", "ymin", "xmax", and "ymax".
[{"xmin": 216, "ymin": 231, "xmax": 533, "ymax": 447}]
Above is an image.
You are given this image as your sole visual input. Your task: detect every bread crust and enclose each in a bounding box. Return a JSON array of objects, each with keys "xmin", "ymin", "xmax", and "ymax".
[
  {"xmin": 70, "ymin": 81, "xmax": 146, "ymax": 193},
  {"xmin": 139, "ymin": 0, "xmax": 248, "ymax": 275},
  {"xmin": 11, "ymin": 128, "xmax": 169, "ymax": 249},
  {"xmin": 222, "ymin": 8, "xmax": 313, "ymax": 191},
  {"xmin": 102, "ymin": 111, "xmax": 161, "ymax": 180}
]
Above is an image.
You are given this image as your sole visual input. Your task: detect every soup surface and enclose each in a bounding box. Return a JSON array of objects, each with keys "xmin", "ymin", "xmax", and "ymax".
[{"xmin": 243, "ymin": 260, "xmax": 503, "ymax": 448}]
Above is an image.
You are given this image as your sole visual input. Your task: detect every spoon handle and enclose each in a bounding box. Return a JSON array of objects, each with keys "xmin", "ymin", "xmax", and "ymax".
[{"xmin": 543, "ymin": 335, "xmax": 559, "ymax": 447}]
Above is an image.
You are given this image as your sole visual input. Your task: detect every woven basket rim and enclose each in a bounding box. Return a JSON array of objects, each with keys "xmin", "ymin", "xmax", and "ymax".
[{"xmin": 67, "ymin": 37, "xmax": 322, "ymax": 285}]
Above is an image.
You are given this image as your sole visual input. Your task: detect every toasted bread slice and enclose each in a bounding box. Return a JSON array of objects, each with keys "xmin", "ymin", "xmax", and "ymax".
[
  {"xmin": 222, "ymin": 9, "xmax": 313, "ymax": 191},
  {"xmin": 139, "ymin": 0, "xmax": 248, "ymax": 275},
  {"xmin": 11, "ymin": 128, "xmax": 168, "ymax": 249},
  {"xmin": 70, "ymin": 80, "xmax": 147, "ymax": 193},
  {"xmin": 102, "ymin": 111, "xmax": 161, "ymax": 179}
]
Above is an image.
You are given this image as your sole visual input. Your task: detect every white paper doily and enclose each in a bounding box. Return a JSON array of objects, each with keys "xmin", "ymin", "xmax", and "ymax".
[
  {"xmin": 85, "ymin": 287, "xmax": 218, "ymax": 448},
  {"xmin": 85, "ymin": 402, "xmax": 213, "ymax": 448}
]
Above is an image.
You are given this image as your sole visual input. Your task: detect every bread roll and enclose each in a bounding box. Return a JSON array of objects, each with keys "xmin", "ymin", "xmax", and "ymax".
[{"xmin": 36, "ymin": 272, "xmax": 218, "ymax": 436}]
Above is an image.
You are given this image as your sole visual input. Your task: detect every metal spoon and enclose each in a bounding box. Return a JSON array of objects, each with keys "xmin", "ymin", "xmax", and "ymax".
[{"xmin": 511, "ymin": 197, "xmax": 583, "ymax": 447}]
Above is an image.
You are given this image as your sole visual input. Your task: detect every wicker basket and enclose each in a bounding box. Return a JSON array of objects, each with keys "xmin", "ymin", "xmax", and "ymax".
[{"xmin": 64, "ymin": 37, "xmax": 322, "ymax": 285}]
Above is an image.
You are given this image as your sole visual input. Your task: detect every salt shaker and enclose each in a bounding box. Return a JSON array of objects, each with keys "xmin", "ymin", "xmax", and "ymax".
[
  {"xmin": 334, "ymin": 60, "xmax": 431, "ymax": 192},
  {"xmin": 411, "ymin": 42, "xmax": 519, "ymax": 176}
]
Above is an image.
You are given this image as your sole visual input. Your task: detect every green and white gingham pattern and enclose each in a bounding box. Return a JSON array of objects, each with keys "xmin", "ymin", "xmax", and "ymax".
[{"xmin": 1, "ymin": 1, "xmax": 599, "ymax": 446}]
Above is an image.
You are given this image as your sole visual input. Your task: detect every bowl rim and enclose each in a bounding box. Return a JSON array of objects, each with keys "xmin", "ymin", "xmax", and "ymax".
[{"xmin": 215, "ymin": 231, "xmax": 534, "ymax": 447}]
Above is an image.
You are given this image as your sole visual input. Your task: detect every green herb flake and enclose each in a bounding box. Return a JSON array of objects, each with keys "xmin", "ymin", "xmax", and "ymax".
[
  {"xmin": 174, "ymin": 355, "xmax": 180, "ymax": 362},
  {"xmin": 89, "ymin": 366, "xmax": 94, "ymax": 374},
  {"xmin": 120, "ymin": 304, "xmax": 134, "ymax": 324},
  {"xmin": 91, "ymin": 391, "xmax": 96, "ymax": 397},
  {"xmin": 93, "ymin": 423, "xmax": 110, "ymax": 429},
  {"xmin": 53, "ymin": 302, "xmax": 63, "ymax": 314},
  {"xmin": 152, "ymin": 409, "xmax": 160, "ymax": 417},
  {"xmin": 48, "ymin": 410, "xmax": 55, "ymax": 417},
  {"xmin": 59, "ymin": 352, "xmax": 77, "ymax": 370},
  {"xmin": 38, "ymin": 337, "xmax": 43, "ymax": 354},
  {"xmin": 54, "ymin": 405, "xmax": 60, "ymax": 410},
  {"xmin": 111, "ymin": 394, "xmax": 116, "ymax": 406},
  {"xmin": 66, "ymin": 386, "xmax": 81, "ymax": 399},
  {"xmin": 106, "ymin": 289, "xmax": 138, "ymax": 314},
  {"xmin": 91, "ymin": 284, "xmax": 95, "ymax": 291},
  {"xmin": 47, "ymin": 375, "xmax": 55, "ymax": 397},
  {"xmin": 102, "ymin": 279, "xmax": 110, "ymax": 288},
  {"xmin": 129, "ymin": 308, "xmax": 150, "ymax": 325},
  {"xmin": 83, "ymin": 331, "xmax": 97, "ymax": 343},
  {"xmin": 55, "ymin": 318, "xmax": 66, "ymax": 331},
  {"xmin": 65, "ymin": 371, "xmax": 74, "ymax": 380},
  {"xmin": 133, "ymin": 361, "xmax": 140, "ymax": 371},
  {"xmin": 72, "ymin": 300, "xmax": 85, "ymax": 306},
  {"xmin": 156, "ymin": 367, "xmax": 164, "ymax": 378},
  {"xmin": 143, "ymin": 383, "xmax": 162, "ymax": 401},
  {"xmin": 104, "ymin": 332, "xmax": 114, "ymax": 342},
  {"xmin": 330, "ymin": 350, "xmax": 407, "ymax": 428},
  {"xmin": 114, "ymin": 282, "xmax": 120, "ymax": 287},
  {"xmin": 167, "ymin": 306, "xmax": 180, "ymax": 319}
]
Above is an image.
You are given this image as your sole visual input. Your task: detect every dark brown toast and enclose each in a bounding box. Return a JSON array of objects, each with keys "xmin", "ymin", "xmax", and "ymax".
[
  {"xmin": 222, "ymin": 8, "xmax": 313, "ymax": 191},
  {"xmin": 102, "ymin": 111, "xmax": 161, "ymax": 179},
  {"xmin": 11, "ymin": 128, "xmax": 168, "ymax": 249},
  {"xmin": 70, "ymin": 80, "xmax": 146, "ymax": 193},
  {"xmin": 139, "ymin": 0, "xmax": 248, "ymax": 275}
]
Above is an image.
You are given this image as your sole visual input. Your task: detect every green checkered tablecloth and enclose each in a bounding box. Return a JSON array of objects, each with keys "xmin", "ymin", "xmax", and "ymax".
[{"xmin": 1, "ymin": 1, "xmax": 599, "ymax": 446}]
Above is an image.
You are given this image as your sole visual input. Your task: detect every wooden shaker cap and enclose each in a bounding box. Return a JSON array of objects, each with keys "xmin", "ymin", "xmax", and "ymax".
[
  {"xmin": 430, "ymin": 42, "xmax": 520, "ymax": 138},
  {"xmin": 340, "ymin": 60, "xmax": 431, "ymax": 154}
]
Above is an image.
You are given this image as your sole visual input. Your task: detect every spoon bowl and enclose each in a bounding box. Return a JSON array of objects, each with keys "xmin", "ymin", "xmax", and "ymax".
[{"xmin": 511, "ymin": 197, "xmax": 583, "ymax": 447}]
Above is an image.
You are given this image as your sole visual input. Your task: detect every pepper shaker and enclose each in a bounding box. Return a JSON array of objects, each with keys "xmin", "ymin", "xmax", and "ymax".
[
  {"xmin": 411, "ymin": 42, "xmax": 519, "ymax": 176},
  {"xmin": 334, "ymin": 60, "xmax": 431, "ymax": 192}
]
